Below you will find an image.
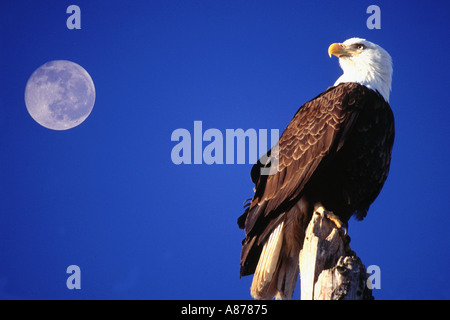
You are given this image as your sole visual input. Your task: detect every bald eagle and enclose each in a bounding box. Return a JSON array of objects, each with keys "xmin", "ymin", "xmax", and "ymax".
[{"xmin": 238, "ymin": 38, "xmax": 395, "ymax": 299}]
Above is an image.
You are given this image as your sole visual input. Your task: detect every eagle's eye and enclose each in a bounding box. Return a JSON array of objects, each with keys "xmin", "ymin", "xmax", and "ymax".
[{"xmin": 356, "ymin": 44, "xmax": 365, "ymax": 50}]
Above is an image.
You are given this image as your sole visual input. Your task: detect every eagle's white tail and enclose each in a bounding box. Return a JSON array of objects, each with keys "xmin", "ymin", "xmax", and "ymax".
[
  {"xmin": 250, "ymin": 222, "xmax": 285, "ymax": 299},
  {"xmin": 249, "ymin": 199, "xmax": 308, "ymax": 300}
]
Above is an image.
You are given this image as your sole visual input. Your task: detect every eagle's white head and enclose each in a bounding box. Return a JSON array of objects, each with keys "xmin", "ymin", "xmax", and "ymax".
[{"xmin": 329, "ymin": 37, "xmax": 393, "ymax": 102}]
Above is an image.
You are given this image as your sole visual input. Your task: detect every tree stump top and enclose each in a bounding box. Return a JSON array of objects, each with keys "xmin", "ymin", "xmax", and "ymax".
[{"xmin": 299, "ymin": 206, "xmax": 373, "ymax": 300}]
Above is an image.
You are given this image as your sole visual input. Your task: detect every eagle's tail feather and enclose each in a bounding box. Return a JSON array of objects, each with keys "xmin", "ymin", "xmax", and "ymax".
[
  {"xmin": 273, "ymin": 251, "xmax": 300, "ymax": 300},
  {"xmin": 250, "ymin": 198, "xmax": 309, "ymax": 300},
  {"xmin": 250, "ymin": 221, "xmax": 285, "ymax": 299}
]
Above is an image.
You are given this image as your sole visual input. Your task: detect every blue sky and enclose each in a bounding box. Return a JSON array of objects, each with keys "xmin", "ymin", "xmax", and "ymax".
[{"xmin": 0, "ymin": 0, "xmax": 449, "ymax": 299}]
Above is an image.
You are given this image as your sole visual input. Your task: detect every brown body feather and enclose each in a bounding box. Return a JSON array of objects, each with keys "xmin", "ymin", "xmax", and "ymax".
[{"xmin": 238, "ymin": 82, "xmax": 395, "ymax": 299}]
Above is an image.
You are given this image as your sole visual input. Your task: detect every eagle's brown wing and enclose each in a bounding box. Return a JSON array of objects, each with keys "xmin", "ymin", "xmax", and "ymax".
[{"xmin": 239, "ymin": 83, "xmax": 367, "ymax": 278}]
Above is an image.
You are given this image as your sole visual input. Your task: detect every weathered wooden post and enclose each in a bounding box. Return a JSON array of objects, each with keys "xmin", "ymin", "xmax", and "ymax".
[{"xmin": 299, "ymin": 206, "xmax": 373, "ymax": 300}]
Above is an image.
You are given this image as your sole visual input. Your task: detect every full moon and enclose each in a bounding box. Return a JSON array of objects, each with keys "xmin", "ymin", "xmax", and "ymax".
[{"xmin": 25, "ymin": 60, "xmax": 96, "ymax": 130}]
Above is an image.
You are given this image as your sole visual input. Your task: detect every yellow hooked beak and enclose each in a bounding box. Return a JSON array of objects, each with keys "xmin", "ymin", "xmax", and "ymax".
[{"xmin": 328, "ymin": 43, "xmax": 350, "ymax": 58}]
